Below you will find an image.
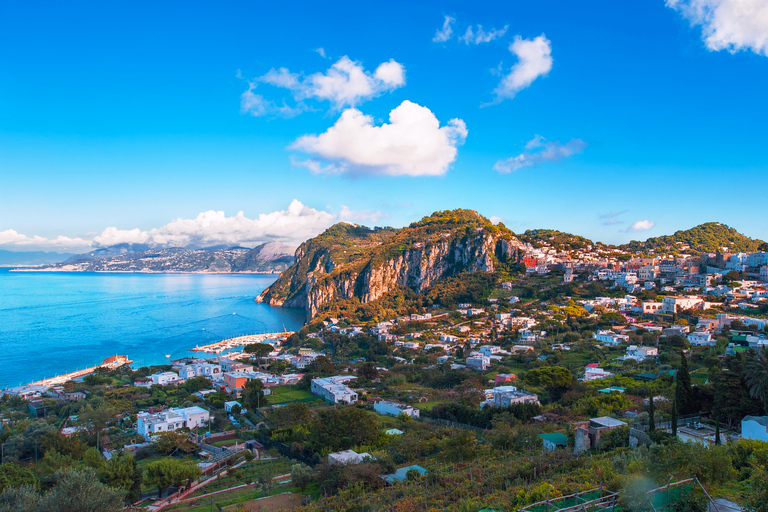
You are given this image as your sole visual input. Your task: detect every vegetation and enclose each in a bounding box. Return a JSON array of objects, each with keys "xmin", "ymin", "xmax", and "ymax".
[{"xmin": 622, "ymin": 222, "xmax": 764, "ymax": 254}]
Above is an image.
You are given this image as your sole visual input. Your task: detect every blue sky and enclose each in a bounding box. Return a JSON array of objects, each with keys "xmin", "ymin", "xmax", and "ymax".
[{"xmin": 1, "ymin": 0, "xmax": 767, "ymax": 251}]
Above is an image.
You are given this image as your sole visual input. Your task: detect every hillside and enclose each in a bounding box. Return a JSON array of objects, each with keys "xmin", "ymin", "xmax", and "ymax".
[
  {"xmin": 257, "ymin": 209, "xmax": 524, "ymax": 320},
  {"xmin": 24, "ymin": 241, "xmax": 295, "ymax": 273},
  {"xmin": 622, "ymin": 222, "xmax": 766, "ymax": 255},
  {"xmin": 518, "ymin": 229, "xmax": 600, "ymax": 252}
]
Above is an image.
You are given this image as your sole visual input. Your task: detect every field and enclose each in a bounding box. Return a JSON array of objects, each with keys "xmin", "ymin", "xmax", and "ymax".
[{"xmin": 268, "ymin": 385, "xmax": 319, "ymax": 404}]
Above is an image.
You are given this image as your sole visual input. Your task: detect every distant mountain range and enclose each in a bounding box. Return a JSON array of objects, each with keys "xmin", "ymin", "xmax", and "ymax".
[
  {"xmin": 17, "ymin": 242, "xmax": 296, "ymax": 273},
  {"xmin": 0, "ymin": 250, "xmax": 75, "ymax": 267}
]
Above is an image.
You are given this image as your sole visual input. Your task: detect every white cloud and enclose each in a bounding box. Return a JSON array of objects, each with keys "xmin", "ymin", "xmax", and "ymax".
[
  {"xmin": 245, "ymin": 56, "xmax": 406, "ymax": 112},
  {"xmin": 314, "ymin": 47, "xmax": 327, "ymax": 58},
  {"xmin": 489, "ymin": 216, "xmax": 504, "ymax": 225},
  {"xmin": 627, "ymin": 220, "xmax": 655, "ymax": 232},
  {"xmin": 492, "ymin": 34, "xmax": 553, "ymax": 102},
  {"xmin": 460, "ymin": 25, "xmax": 508, "ymax": 45},
  {"xmin": 0, "ymin": 201, "xmax": 386, "ymax": 252},
  {"xmin": 494, "ymin": 135, "xmax": 585, "ymax": 174},
  {"xmin": 290, "ymin": 100, "xmax": 468, "ymax": 177},
  {"xmin": 240, "ymin": 81, "xmax": 309, "ymax": 118},
  {"xmin": 667, "ymin": 0, "xmax": 768, "ymax": 56},
  {"xmin": 0, "ymin": 229, "xmax": 91, "ymax": 251},
  {"xmin": 433, "ymin": 15, "xmax": 455, "ymax": 42}
]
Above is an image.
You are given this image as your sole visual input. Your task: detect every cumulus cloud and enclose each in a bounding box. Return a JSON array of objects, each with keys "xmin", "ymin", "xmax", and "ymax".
[
  {"xmin": 494, "ymin": 135, "xmax": 586, "ymax": 174},
  {"xmin": 0, "ymin": 201, "xmax": 386, "ymax": 252},
  {"xmin": 290, "ymin": 100, "xmax": 468, "ymax": 177},
  {"xmin": 433, "ymin": 15, "xmax": 455, "ymax": 42},
  {"xmin": 241, "ymin": 56, "xmax": 406, "ymax": 114},
  {"xmin": 667, "ymin": 0, "xmax": 768, "ymax": 56},
  {"xmin": 460, "ymin": 24, "xmax": 508, "ymax": 45},
  {"xmin": 492, "ymin": 34, "xmax": 553, "ymax": 102},
  {"xmin": 240, "ymin": 82, "xmax": 310, "ymax": 118},
  {"xmin": 627, "ymin": 220, "xmax": 656, "ymax": 232},
  {"xmin": 0, "ymin": 229, "xmax": 91, "ymax": 251},
  {"xmin": 489, "ymin": 216, "xmax": 504, "ymax": 225}
]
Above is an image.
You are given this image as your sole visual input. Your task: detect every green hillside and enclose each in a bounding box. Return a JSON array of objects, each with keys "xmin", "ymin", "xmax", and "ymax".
[{"xmin": 623, "ymin": 222, "xmax": 765, "ymax": 254}]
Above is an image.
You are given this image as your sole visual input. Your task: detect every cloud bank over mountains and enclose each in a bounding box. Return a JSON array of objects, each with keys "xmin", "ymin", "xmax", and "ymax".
[{"xmin": 0, "ymin": 200, "xmax": 381, "ymax": 253}]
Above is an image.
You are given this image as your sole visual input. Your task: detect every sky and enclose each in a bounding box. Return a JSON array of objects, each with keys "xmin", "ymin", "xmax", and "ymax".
[{"xmin": 1, "ymin": 0, "xmax": 767, "ymax": 252}]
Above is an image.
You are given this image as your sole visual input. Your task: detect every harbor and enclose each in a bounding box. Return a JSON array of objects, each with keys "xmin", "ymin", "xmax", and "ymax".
[{"xmin": 190, "ymin": 331, "xmax": 295, "ymax": 354}]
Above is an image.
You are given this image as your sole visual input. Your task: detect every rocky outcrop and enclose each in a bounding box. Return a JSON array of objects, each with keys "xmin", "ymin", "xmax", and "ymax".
[{"xmin": 257, "ymin": 210, "xmax": 523, "ymax": 320}]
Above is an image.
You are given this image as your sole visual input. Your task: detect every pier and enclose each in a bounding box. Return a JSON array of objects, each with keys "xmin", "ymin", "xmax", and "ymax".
[
  {"xmin": 190, "ymin": 332, "xmax": 294, "ymax": 354},
  {"xmin": 29, "ymin": 355, "xmax": 133, "ymax": 387}
]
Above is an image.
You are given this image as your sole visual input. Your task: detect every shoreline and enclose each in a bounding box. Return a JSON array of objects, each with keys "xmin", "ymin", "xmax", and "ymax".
[{"xmin": 8, "ymin": 268, "xmax": 282, "ymax": 275}]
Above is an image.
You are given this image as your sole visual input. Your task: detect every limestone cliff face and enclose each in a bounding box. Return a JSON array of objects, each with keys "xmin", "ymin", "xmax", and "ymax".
[{"xmin": 257, "ymin": 211, "xmax": 523, "ymax": 321}]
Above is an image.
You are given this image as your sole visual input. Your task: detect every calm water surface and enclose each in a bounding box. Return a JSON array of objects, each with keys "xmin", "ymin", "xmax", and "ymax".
[{"xmin": 0, "ymin": 269, "xmax": 305, "ymax": 388}]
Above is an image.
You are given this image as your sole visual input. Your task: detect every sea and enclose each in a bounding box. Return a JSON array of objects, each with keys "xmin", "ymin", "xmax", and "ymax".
[{"xmin": 0, "ymin": 269, "xmax": 305, "ymax": 389}]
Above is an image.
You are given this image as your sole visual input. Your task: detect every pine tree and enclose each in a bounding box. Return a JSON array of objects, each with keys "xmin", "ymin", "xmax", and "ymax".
[
  {"xmin": 671, "ymin": 400, "xmax": 678, "ymax": 436},
  {"xmin": 675, "ymin": 350, "xmax": 694, "ymax": 415},
  {"xmin": 648, "ymin": 392, "xmax": 656, "ymax": 432}
]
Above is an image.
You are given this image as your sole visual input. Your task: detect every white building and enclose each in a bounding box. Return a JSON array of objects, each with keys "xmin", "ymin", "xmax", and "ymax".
[
  {"xmin": 138, "ymin": 371, "xmax": 183, "ymax": 387},
  {"xmin": 374, "ymin": 400, "xmax": 420, "ymax": 419},
  {"xmin": 466, "ymin": 356, "xmax": 490, "ymax": 371},
  {"xmin": 177, "ymin": 363, "xmax": 222, "ymax": 380},
  {"xmin": 593, "ymin": 330, "xmax": 629, "ymax": 345},
  {"xmin": 583, "ymin": 365, "xmax": 613, "ymax": 381},
  {"xmin": 662, "ymin": 296, "xmax": 705, "ymax": 314},
  {"xmin": 493, "ymin": 389, "xmax": 540, "ymax": 407},
  {"xmin": 687, "ymin": 331, "xmax": 714, "ymax": 346},
  {"xmin": 311, "ymin": 376, "xmax": 358, "ymax": 404},
  {"xmin": 328, "ymin": 450, "xmax": 371, "ymax": 465},
  {"xmin": 742, "ymin": 416, "xmax": 768, "ymax": 442},
  {"xmin": 624, "ymin": 345, "xmax": 658, "ymax": 361},
  {"xmin": 479, "ymin": 345, "xmax": 501, "ymax": 356},
  {"xmin": 136, "ymin": 406, "xmax": 210, "ymax": 438}
]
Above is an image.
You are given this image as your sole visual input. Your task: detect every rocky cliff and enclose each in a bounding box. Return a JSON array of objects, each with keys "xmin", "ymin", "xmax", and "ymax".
[{"xmin": 257, "ymin": 209, "xmax": 524, "ymax": 320}]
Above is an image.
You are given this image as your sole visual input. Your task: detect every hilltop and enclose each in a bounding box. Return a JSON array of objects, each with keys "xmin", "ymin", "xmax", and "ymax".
[
  {"xmin": 622, "ymin": 222, "xmax": 766, "ymax": 255},
  {"xmin": 257, "ymin": 209, "xmax": 523, "ymax": 319}
]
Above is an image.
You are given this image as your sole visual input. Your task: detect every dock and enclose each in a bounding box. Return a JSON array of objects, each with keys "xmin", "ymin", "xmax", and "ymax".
[
  {"xmin": 28, "ymin": 355, "xmax": 133, "ymax": 387},
  {"xmin": 190, "ymin": 332, "xmax": 294, "ymax": 354}
]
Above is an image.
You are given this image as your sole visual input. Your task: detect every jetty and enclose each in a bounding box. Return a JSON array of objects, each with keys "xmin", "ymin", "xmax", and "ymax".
[
  {"xmin": 29, "ymin": 355, "xmax": 133, "ymax": 387},
  {"xmin": 190, "ymin": 332, "xmax": 294, "ymax": 354}
]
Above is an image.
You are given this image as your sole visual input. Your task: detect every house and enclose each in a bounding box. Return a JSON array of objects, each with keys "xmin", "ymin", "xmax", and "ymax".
[
  {"xmin": 495, "ymin": 374, "xmax": 516, "ymax": 385},
  {"xmin": 328, "ymin": 450, "xmax": 371, "ymax": 465},
  {"xmin": 574, "ymin": 417, "xmax": 627, "ymax": 453},
  {"xmin": 493, "ymin": 389, "xmax": 540, "ymax": 407},
  {"xmin": 177, "ymin": 363, "xmax": 222, "ymax": 380},
  {"xmin": 742, "ymin": 416, "xmax": 768, "ymax": 442},
  {"xmin": 624, "ymin": 345, "xmax": 658, "ymax": 361},
  {"xmin": 311, "ymin": 376, "xmax": 358, "ymax": 404},
  {"xmin": 224, "ymin": 401, "xmax": 241, "ymax": 413},
  {"xmin": 379, "ymin": 465, "xmax": 427, "ymax": 484},
  {"xmin": 479, "ymin": 345, "xmax": 501, "ymax": 356},
  {"xmin": 466, "ymin": 356, "xmax": 490, "ymax": 371},
  {"xmin": 222, "ymin": 373, "xmax": 248, "ymax": 395},
  {"xmin": 687, "ymin": 331, "xmax": 714, "ymax": 346},
  {"xmin": 661, "ymin": 296, "xmax": 706, "ymax": 314},
  {"xmin": 374, "ymin": 400, "xmax": 420, "ymax": 419},
  {"xmin": 136, "ymin": 406, "xmax": 210, "ymax": 438},
  {"xmin": 583, "ymin": 364, "xmax": 613, "ymax": 381},
  {"xmin": 593, "ymin": 330, "xmax": 629, "ymax": 345},
  {"xmin": 540, "ymin": 433, "xmax": 568, "ymax": 451}
]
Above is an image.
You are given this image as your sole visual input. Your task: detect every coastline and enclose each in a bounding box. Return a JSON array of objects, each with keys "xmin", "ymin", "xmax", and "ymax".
[{"xmin": 9, "ymin": 268, "xmax": 282, "ymax": 275}]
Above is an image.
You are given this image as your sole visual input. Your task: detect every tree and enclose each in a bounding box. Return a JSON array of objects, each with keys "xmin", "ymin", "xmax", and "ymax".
[
  {"xmin": 0, "ymin": 463, "xmax": 38, "ymax": 493},
  {"xmin": 82, "ymin": 447, "xmax": 104, "ymax": 471},
  {"xmin": 675, "ymin": 350, "xmax": 695, "ymax": 415},
  {"xmin": 304, "ymin": 356, "xmax": 334, "ymax": 375},
  {"xmin": 525, "ymin": 366, "xmax": 573, "ymax": 402},
  {"xmin": 357, "ymin": 362, "xmax": 379, "ymax": 381},
  {"xmin": 144, "ymin": 458, "xmax": 200, "ymax": 496},
  {"xmin": 291, "ymin": 463, "xmax": 314, "ymax": 491},
  {"xmin": 152, "ymin": 431, "xmax": 189, "ymax": 455},
  {"xmin": 671, "ymin": 400, "xmax": 678, "ymax": 436},
  {"xmin": 244, "ymin": 343, "xmax": 273, "ymax": 364},
  {"xmin": 100, "ymin": 453, "xmax": 142, "ymax": 502},
  {"xmin": 41, "ymin": 432, "xmax": 86, "ymax": 460},
  {"xmin": 308, "ymin": 407, "xmax": 381, "ymax": 452},
  {"xmin": 242, "ymin": 378, "xmax": 266, "ymax": 411},
  {"xmin": 2, "ymin": 422, "xmax": 56, "ymax": 461},
  {"xmin": 745, "ymin": 349, "xmax": 768, "ymax": 411},
  {"xmin": 0, "ymin": 468, "xmax": 125, "ymax": 512},
  {"xmin": 648, "ymin": 393, "xmax": 656, "ymax": 432},
  {"xmin": 266, "ymin": 402, "xmax": 312, "ymax": 429}
]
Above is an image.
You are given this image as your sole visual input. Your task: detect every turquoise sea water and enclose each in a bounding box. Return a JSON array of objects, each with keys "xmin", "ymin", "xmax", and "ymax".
[{"xmin": 0, "ymin": 269, "xmax": 305, "ymax": 389}]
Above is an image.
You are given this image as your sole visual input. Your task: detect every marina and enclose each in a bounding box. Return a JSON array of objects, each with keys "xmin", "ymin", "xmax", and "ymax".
[{"xmin": 190, "ymin": 331, "xmax": 295, "ymax": 353}]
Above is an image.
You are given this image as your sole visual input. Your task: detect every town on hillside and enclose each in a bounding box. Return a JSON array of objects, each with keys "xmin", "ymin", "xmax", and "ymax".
[{"xmin": 1, "ymin": 244, "xmax": 768, "ymax": 510}]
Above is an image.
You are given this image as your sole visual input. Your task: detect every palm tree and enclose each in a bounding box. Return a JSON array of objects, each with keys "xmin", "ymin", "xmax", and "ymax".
[{"xmin": 745, "ymin": 349, "xmax": 768, "ymax": 411}]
